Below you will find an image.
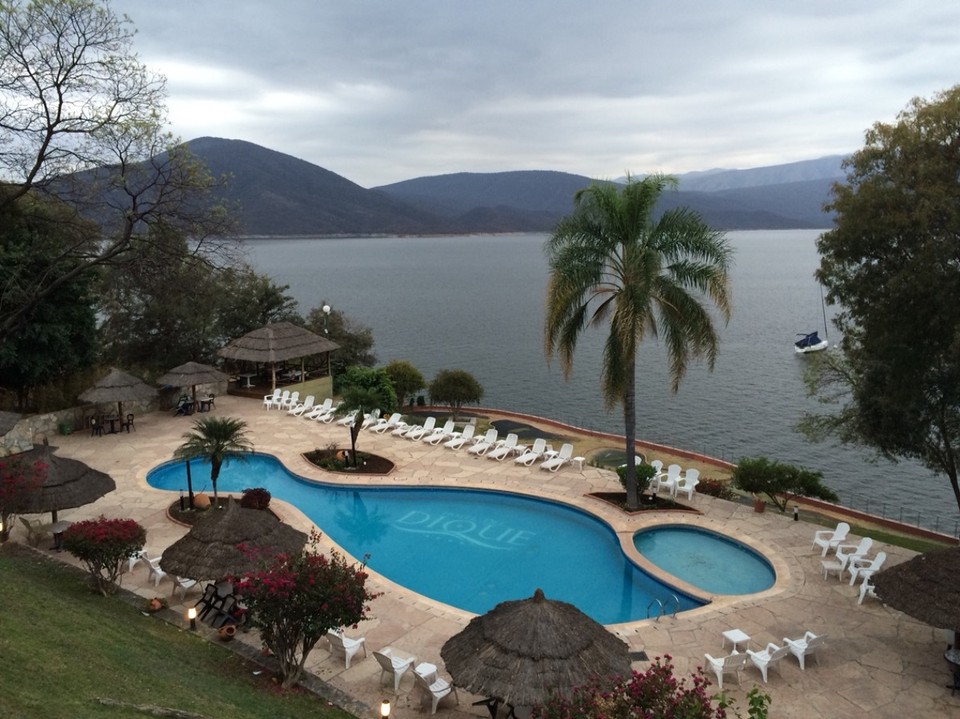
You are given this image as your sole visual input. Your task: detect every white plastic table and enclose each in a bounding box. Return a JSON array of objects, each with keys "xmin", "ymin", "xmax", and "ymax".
[{"xmin": 722, "ymin": 628, "xmax": 751, "ymax": 651}]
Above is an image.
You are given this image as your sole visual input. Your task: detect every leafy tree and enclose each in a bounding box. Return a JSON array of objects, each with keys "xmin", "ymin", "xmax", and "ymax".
[
  {"xmin": 233, "ymin": 530, "xmax": 379, "ymax": 689},
  {"xmin": 174, "ymin": 417, "xmax": 253, "ymax": 506},
  {"xmin": 0, "ymin": 194, "xmax": 98, "ymax": 410},
  {"xmin": 384, "ymin": 359, "xmax": 425, "ymax": 406},
  {"xmin": 532, "ymin": 656, "xmax": 771, "ymax": 719},
  {"xmin": 806, "ymin": 85, "xmax": 960, "ymax": 512},
  {"xmin": 305, "ymin": 305, "xmax": 376, "ymax": 381},
  {"xmin": 62, "ymin": 517, "xmax": 147, "ymax": 596},
  {"xmin": 0, "ymin": 454, "xmax": 47, "ymax": 541},
  {"xmin": 731, "ymin": 456, "xmax": 839, "ymax": 513},
  {"xmin": 0, "ymin": 0, "xmax": 227, "ymax": 340},
  {"xmin": 545, "ymin": 175, "xmax": 732, "ymax": 510},
  {"xmin": 428, "ymin": 369, "xmax": 483, "ymax": 420},
  {"xmin": 338, "ymin": 366, "xmax": 397, "ymax": 411}
]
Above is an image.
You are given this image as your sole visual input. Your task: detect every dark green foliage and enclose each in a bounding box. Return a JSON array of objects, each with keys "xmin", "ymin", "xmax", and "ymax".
[
  {"xmin": 428, "ymin": 369, "xmax": 483, "ymax": 420},
  {"xmin": 810, "ymin": 85, "xmax": 960, "ymax": 511},
  {"xmin": 383, "ymin": 359, "xmax": 425, "ymax": 406},
  {"xmin": 616, "ymin": 462, "xmax": 657, "ymax": 494},
  {"xmin": 174, "ymin": 417, "xmax": 254, "ymax": 504},
  {"xmin": 732, "ymin": 456, "xmax": 839, "ymax": 513},
  {"xmin": 306, "ymin": 306, "xmax": 376, "ymax": 383},
  {"xmin": 240, "ymin": 487, "xmax": 271, "ymax": 510},
  {"xmin": 338, "ymin": 366, "xmax": 396, "ymax": 411}
]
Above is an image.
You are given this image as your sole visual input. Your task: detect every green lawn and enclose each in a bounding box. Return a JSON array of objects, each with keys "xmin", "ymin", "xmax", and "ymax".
[{"xmin": 0, "ymin": 544, "xmax": 356, "ymax": 719}]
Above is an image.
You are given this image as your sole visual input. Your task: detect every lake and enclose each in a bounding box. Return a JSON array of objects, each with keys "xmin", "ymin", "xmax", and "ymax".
[{"xmin": 240, "ymin": 230, "xmax": 958, "ymax": 536}]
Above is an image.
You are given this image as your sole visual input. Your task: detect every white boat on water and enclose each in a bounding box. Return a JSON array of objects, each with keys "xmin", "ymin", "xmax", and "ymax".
[{"xmin": 794, "ymin": 330, "xmax": 828, "ymax": 354}]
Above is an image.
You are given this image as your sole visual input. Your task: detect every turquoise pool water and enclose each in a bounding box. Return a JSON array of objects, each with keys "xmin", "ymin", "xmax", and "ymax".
[
  {"xmin": 633, "ymin": 525, "xmax": 775, "ymax": 595},
  {"xmin": 148, "ymin": 454, "xmax": 705, "ymax": 623}
]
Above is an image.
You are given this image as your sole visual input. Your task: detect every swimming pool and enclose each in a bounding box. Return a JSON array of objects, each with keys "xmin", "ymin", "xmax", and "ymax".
[
  {"xmin": 633, "ymin": 525, "xmax": 775, "ymax": 595},
  {"xmin": 148, "ymin": 453, "xmax": 704, "ymax": 624}
]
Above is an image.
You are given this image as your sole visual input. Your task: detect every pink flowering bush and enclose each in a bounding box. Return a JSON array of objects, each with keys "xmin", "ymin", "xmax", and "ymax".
[
  {"xmin": 62, "ymin": 516, "xmax": 146, "ymax": 596},
  {"xmin": 233, "ymin": 529, "xmax": 381, "ymax": 689},
  {"xmin": 0, "ymin": 455, "xmax": 47, "ymax": 541},
  {"xmin": 532, "ymin": 656, "xmax": 771, "ymax": 719}
]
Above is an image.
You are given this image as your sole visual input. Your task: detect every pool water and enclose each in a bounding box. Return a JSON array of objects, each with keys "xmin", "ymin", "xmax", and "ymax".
[
  {"xmin": 148, "ymin": 454, "xmax": 708, "ymax": 623},
  {"xmin": 633, "ymin": 525, "xmax": 775, "ymax": 595}
]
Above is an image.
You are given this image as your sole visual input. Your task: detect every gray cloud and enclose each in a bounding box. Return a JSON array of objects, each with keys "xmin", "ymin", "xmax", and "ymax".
[{"xmin": 114, "ymin": 0, "xmax": 960, "ymax": 186}]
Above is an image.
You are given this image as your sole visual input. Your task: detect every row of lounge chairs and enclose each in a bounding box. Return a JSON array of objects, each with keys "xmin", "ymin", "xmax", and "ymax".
[{"xmin": 705, "ymin": 630, "xmax": 828, "ymax": 688}]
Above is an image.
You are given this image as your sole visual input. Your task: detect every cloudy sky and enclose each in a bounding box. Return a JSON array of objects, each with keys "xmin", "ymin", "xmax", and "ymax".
[{"xmin": 113, "ymin": 0, "xmax": 960, "ymax": 187}]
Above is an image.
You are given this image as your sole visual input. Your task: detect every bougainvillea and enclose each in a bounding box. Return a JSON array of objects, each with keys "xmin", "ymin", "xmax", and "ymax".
[
  {"xmin": 532, "ymin": 656, "xmax": 771, "ymax": 719},
  {"xmin": 62, "ymin": 516, "xmax": 146, "ymax": 596},
  {"xmin": 239, "ymin": 487, "xmax": 271, "ymax": 510},
  {"xmin": 233, "ymin": 529, "xmax": 380, "ymax": 688},
  {"xmin": 0, "ymin": 455, "xmax": 47, "ymax": 541}
]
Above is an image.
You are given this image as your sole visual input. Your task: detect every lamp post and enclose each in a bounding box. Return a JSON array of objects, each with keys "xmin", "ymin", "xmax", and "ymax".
[
  {"xmin": 322, "ymin": 303, "xmax": 331, "ymax": 334},
  {"xmin": 187, "ymin": 607, "xmax": 197, "ymax": 631},
  {"xmin": 380, "ymin": 699, "xmax": 391, "ymax": 718}
]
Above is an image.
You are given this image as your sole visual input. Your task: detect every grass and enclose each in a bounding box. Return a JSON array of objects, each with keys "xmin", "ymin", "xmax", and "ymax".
[{"xmin": 0, "ymin": 544, "xmax": 356, "ymax": 719}]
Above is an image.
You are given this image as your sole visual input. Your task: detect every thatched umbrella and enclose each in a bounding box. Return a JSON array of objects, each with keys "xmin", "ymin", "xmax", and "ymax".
[
  {"xmin": 217, "ymin": 321, "xmax": 340, "ymax": 390},
  {"xmin": 79, "ymin": 367, "xmax": 158, "ymax": 419},
  {"xmin": 872, "ymin": 546, "xmax": 960, "ymax": 648},
  {"xmin": 16, "ymin": 441, "xmax": 116, "ymax": 522},
  {"xmin": 159, "ymin": 498, "xmax": 307, "ymax": 580},
  {"xmin": 156, "ymin": 361, "xmax": 228, "ymax": 405},
  {"xmin": 440, "ymin": 588, "xmax": 631, "ymax": 710}
]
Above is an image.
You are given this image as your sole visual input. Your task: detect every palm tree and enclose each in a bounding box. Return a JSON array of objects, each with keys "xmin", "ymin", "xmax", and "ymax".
[
  {"xmin": 174, "ymin": 416, "xmax": 254, "ymax": 506},
  {"xmin": 544, "ymin": 175, "xmax": 732, "ymax": 509},
  {"xmin": 336, "ymin": 385, "xmax": 391, "ymax": 466}
]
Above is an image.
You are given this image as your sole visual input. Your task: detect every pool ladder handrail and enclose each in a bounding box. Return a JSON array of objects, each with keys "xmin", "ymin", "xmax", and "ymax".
[{"xmin": 646, "ymin": 594, "xmax": 681, "ymax": 621}]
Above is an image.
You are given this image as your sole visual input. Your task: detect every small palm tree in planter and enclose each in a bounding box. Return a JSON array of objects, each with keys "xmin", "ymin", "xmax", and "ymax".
[
  {"xmin": 174, "ymin": 417, "xmax": 254, "ymax": 507},
  {"xmin": 616, "ymin": 462, "xmax": 659, "ymax": 501},
  {"xmin": 334, "ymin": 385, "xmax": 392, "ymax": 467}
]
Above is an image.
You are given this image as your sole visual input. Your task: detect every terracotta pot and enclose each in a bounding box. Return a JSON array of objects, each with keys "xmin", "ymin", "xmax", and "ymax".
[
  {"xmin": 219, "ymin": 624, "xmax": 237, "ymax": 641},
  {"xmin": 193, "ymin": 493, "xmax": 211, "ymax": 510},
  {"xmin": 753, "ymin": 497, "xmax": 766, "ymax": 513},
  {"xmin": 147, "ymin": 598, "xmax": 164, "ymax": 612}
]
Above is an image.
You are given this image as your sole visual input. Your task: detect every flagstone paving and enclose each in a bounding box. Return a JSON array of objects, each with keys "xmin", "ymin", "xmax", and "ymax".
[{"xmin": 27, "ymin": 395, "xmax": 959, "ymax": 717}]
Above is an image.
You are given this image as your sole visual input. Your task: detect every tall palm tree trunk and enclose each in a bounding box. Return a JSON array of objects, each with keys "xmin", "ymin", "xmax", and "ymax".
[{"xmin": 623, "ymin": 359, "xmax": 639, "ymax": 509}]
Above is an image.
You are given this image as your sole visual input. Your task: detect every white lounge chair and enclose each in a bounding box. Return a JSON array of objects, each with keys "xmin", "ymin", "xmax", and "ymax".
[
  {"xmin": 336, "ymin": 409, "xmax": 360, "ymax": 426},
  {"xmin": 812, "ymin": 522, "xmax": 850, "ymax": 556},
  {"xmin": 422, "ymin": 420, "xmax": 455, "ymax": 444},
  {"xmin": 370, "ymin": 412, "xmax": 403, "ymax": 433},
  {"xmin": 279, "ymin": 390, "xmax": 299, "ymax": 411},
  {"xmin": 444, "ymin": 424, "xmax": 475, "ymax": 449},
  {"xmin": 414, "ymin": 666, "xmax": 459, "ymax": 715},
  {"xmin": 674, "ymin": 469, "xmax": 700, "ymax": 500},
  {"xmin": 704, "ymin": 650, "xmax": 749, "ymax": 689},
  {"xmin": 287, "ymin": 394, "xmax": 315, "ymax": 416},
  {"xmin": 782, "ymin": 631, "xmax": 827, "ymax": 670},
  {"xmin": 268, "ymin": 389, "xmax": 290, "ymax": 410},
  {"xmin": 262, "ymin": 388, "xmax": 281, "ymax": 409},
  {"xmin": 405, "ymin": 416, "xmax": 437, "ymax": 440},
  {"xmin": 746, "ymin": 642, "xmax": 790, "ymax": 682},
  {"xmin": 373, "ymin": 647, "xmax": 417, "ymax": 692},
  {"xmin": 540, "ymin": 443, "xmax": 573, "ymax": 472},
  {"xmin": 315, "ymin": 402, "xmax": 342, "ymax": 423},
  {"xmin": 487, "ymin": 433, "xmax": 519, "ymax": 461},
  {"xmin": 514, "ymin": 438, "xmax": 547, "ymax": 466},
  {"xmin": 326, "ymin": 629, "xmax": 367, "ymax": 669},
  {"xmin": 658, "ymin": 464, "xmax": 682, "ymax": 494},
  {"xmin": 467, "ymin": 429, "xmax": 499, "ymax": 456},
  {"xmin": 360, "ymin": 408, "xmax": 382, "ymax": 429},
  {"xmin": 848, "ymin": 551, "xmax": 886, "ymax": 586}
]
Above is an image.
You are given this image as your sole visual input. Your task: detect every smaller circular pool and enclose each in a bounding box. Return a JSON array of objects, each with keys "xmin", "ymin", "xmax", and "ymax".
[{"xmin": 633, "ymin": 525, "xmax": 775, "ymax": 595}]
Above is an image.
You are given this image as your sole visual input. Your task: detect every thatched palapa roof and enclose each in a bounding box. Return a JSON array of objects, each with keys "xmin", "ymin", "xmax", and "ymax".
[
  {"xmin": 79, "ymin": 368, "xmax": 158, "ymax": 416},
  {"xmin": 156, "ymin": 361, "xmax": 228, "ymax": 388},
  {"xmin": 160, "ymin": 498, "xmax": 308, "ymax": 580},
  {"xmin": 15, "ymin": 442, "xmax": 116, "ymax": 520},
  {"xmin": 217, "ymin": 322, "xmax": 339, "ymax": 364},
  {"xmin": 440, "ymin": 588, "xmax": 631, "ymax": 708},
  {"xmin": 872, "ymin": 546, "xmax": 960, "ymax": 633}
]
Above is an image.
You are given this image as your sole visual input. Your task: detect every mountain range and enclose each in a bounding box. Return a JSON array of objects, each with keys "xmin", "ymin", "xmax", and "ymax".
[{"xmin": 180, "ymin": 137, "xmax": 847, "ymax": 236}]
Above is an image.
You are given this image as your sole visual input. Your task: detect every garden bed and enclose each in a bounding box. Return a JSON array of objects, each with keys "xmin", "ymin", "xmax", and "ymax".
[
  {"xmin": 303, "ymin": 449, "xmax": 395, "ymax": 475},
  {"xmin": 587, "ymin": 492, "xmax": 701, "ymax": 514}
]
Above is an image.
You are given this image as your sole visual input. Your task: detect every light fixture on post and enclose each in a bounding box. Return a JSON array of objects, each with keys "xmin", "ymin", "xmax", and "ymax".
[
  {"xmin": 187, "ymin": 606, "xmax": 197, "ymax": 631},
  {"xmin": 380, "ymin": 699, "xmax": 391, "ymax": 718},
  {"xmin": 322, "ymin": 303, "xmax": 331, "ymax": 334}
]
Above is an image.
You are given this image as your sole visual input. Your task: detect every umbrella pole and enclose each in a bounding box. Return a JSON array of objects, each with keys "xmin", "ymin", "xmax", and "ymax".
[
  {"xmin": 186, "ymin": 460, "xmax": 195, "ymax": 510},
  {"xmin": 271, "ymin": 364, "xmax": 277, "ymax": 391}
]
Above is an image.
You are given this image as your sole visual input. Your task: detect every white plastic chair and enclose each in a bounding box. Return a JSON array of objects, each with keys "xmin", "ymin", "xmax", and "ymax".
[
  {"xmin": 269, "ymin": 390, "xmax": 290, "ymax": 411},
  {"xmin": 783, "ymin": 631, "xmax": 827, "ymax": 670},
  {"xmin": 146, "ymin": 554, "xmax": 168, "ymax": 587},
  {"xmin": 467, "ymin": 429, "xmax": 499, "ymax": 456},
  {"xmin": 835, "ymin": 536, "xmax": 873, "ymax": 574},
  {"xmin": 443, "ymin": 424, "xmax": 475, "ymax": 449},
  {"xmin": 287, "ymin": 394, "xmax": 315, "ymax": 416},
  {"xmin": 326, "ymin": 629, "xmax": 367, "ymax": 669},
  {"xmin": 674, "ymin": 469, "xmax": 700, "ymax": 500},
  {"xmin": 487, "ymin": 433, "xmax": 519, "ymax": 461},
  {"xmin": 373, "ymin": 647, "xmax": 417, "ymax": 692},
  {"xmin": 848, "ymin": 551, "xmax": 886, "ymax": 586},
  {"xmin": 414, "ymin": 666, "xmax": 459, "ymax": 714},
  {"xmin": 540, "ymin": 443, "xmax": 573, "ymax": 471},
  {"xmin": 173, "ymin": 575, "xmax": 199, "ymax": 599},
  {"xmin": 746, "ymin": 642, "xmax": 790, "ymax": 682},
  {"xmin": 812, "ymin": 522, "xmax": 850, "ymax": 556},
  {"xmin": 262, "ymin": 388, "xmax": 280, "ymax": 409},
  {"xmin": 659, "ymin": 464, "xmax": 682, "ymax": 494},
  {"xmin": 514, "ymin": 438, "xmax": 547, "ymax": 466},
  {"xmin": 422, "ymin": 420, "xmax": 456, "ymax": 444},
  {"xmin": 858, "ymin": 578, "xmax": 877, "ymax": 605},
  {"xmin": 704, "ymin": 650, "xmax": 749, "ymax": 689}
]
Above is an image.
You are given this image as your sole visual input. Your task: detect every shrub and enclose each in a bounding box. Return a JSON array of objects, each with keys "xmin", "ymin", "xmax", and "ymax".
[
  {"xmin": 62, "ymin": 516, "xmax": 146, "ymax": 596},
  {"xmin": 732, "ymin": 456, "xmax": 839, "ymax": 513},
  {"xmin": 532, "ymin": 655, "xmax": 771, "ymax": 719},
  {"xmin": 697, "ymin": 477, "xmax": 737, "ymax": 500},
  {"xmin": 616, "ymin": 462, "xmax": 657, "ymax": 494},
  {"xmin": 240, "ymin": 487, "xmax": 271, "ymax": 510},
  {"xmin": 233, "ymin": 530, "xmax": 381, "ymax": 689},
  {"xmin": 0, "ymin": 455, "xmax": 47, "ymax": 541}
]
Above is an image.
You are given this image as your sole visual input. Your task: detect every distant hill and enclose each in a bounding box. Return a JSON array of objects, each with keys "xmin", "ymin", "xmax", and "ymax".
[{"xmin": 78, "ymin": 138, "xmax": 846, "ymax": 235}]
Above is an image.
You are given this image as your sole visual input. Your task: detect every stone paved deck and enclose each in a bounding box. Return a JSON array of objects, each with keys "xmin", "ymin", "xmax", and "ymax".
[{"xmin": 24, "ymin": 395, "xmax": 960, "ymax": 718}]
